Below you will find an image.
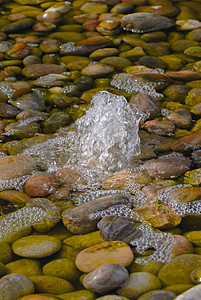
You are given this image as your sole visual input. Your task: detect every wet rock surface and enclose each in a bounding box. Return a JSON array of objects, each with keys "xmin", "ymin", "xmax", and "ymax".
[{"xmin": 1, "ymin": 0, "xmax": 201, "ymax": 298}]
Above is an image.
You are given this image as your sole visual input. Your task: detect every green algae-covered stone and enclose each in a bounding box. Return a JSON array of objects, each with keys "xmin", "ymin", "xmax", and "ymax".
[
  {"xmin": 163, "ymin": 85, "xmax": 191, "ymax": 103},
  {"xmin": 0, "ymin": 242, "xmax": 12, "ymax": 264},
  {"xmin": 184, "ymin": 231, "xmax": 201, "ymax": 247},
  {"xmin": 29, "ymin": 275, "xmax": 74, "ymax": 294},
  {"xmin": 158, "ymin": 254, "xmax": 201, "ymax": 286},
  {"xmin": 63, "ymin": 230, "xmax": 104, "ymax": 250},
  {"xmin": 59, "ymin": 290, "xmax": 95, "ymax": 300},
  {"xmin": 184, "ymin": 169, "xmax": 201, "ymax": 186},
  {"xmin": 42, "ymin": 258, "xmax": 80, "ymax": 282},
  {"xmin": 42, "ymin": 112, "xmax": 71, "ymax": 134},
  {"xmin": 128, "ymin": 260, "xmax": 163, "ymax": 276},
  {"xmin": 0, "ymin": 190, "xmax": 30, "ymax": 208},
  {"xmin": 75, "ymin": 241, "xmax": 134, "ymax": 273},
  {"xmin": 184, "ymin": 46, "xmax": 201, "ymax": 58},
  {"xmin": 0, "ymin": 262, "xmax": 6, "ymax": 277},
  {"xmin": 164, "ymin": 284, "xmax": 195, "ymax": 295},
  {"xmin": 5, "ymin": 259, "xmax": 41, "ymax": 277},
  {"xmin": 117, "ymin": 272, "xmax": 161, "ymax": 300},
  {"xmin": 12, "ymin": 235, "xmax": 62, "ymax": 258},
  {"xmin": 99, "ymin": 57, "xmax": 132, "ymax": 71},
  {"xmin": 159, "ymin": 54, "xmax": 185, "ymax": 70},
  {"xmin": 4, "ymin": 121, "xmax": 40, "ymax": 140},
  {"xmin": 185, "ymin": 88, "xmax": 201, "ymax": 106},
  {"xmin": 48, "ymin": 32, "xmax": 85, "ymax": 43}
]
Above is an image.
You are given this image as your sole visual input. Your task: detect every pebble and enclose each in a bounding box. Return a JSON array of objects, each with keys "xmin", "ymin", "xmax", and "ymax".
[
  {"xmin": 83, "ymin": 263, "xmax": 129, "ymax": 294},
  {"xmin": 0, "ymin": 242, "xmax": 12, "ymax": 264},
  {"xmin": 21, "ymin": 64, "xmax": 64, "ymax": 79},
  {"xmin": 12, "ymin": 235, "xmax": 62, "ymax": 258},
  {"xmin": 0, "ymin": 102, "xmax": 19, "ymax": 118},
  {"xmin": 62, "ymin": 194, "xmax": 130, "ymax": 234},
  {"xmin": 137, "ymin": 290, "xmax": 176, "ymax": 300},
  {"xmin": 81, "ymin": 62, "xmax": 114, "ymax": 77},
  {"xmin": 142, "ymin": 120, "xmax": 175, "ymax": 136},
  {"xmin": 24, "ymin": 174, "xmax": 60, "ymax": 197},
  {"xmin": 172, "ymin": 130, "xmax": 201, "ymax": 152},
  {"xmin": 172, "ymin": 235, "xmax": 194, "ymax": 258},
  {"xmin": 174, "ymin": 284, "xmax": 201, "ymax": 299},
  {"xmin": 19, "ymin": 295, "xmax": 61, "ymax": 300},
  {"xmin": 144, "ymin": 153, "xmax": 191, "ymax": 179},
  {"xmin": 75, "ymin": 241, "xmax": 134, "ymax": 273},
  {"xmin": 0, "ymin": 155, "xmax": 37, "ymax": 180},
  {"xmin": 0, "ymin": 273, "xmax": 34, "ymax": 300},
  {"xmin": 117, "ymin": 272, "xmax": 161, "ymax": 299},
  {"xmin": 121, "ymin": 13, "xmax": 175, "ymax": 33},
  {"xmin": 5, "ymin": 258, "xmax": 41, "ymax": 277},
  {"xmin": 166, "ymin": 109, "xmax": 192, "ymax": 128},
  {"xmin": 1, "ymin": 18, "xmax": 35, "ymax": 33},
  {"xmin": 130, "ymin": 93, "xmax": 160, "ymax": 120}
]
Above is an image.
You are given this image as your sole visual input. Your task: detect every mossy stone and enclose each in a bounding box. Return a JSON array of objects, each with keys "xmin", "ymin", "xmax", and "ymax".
[
  {"xmin": 48, "ymin": 32, "xmax": 85, "ymax": 43},
  {"xmin": 158, "ymin": 254, "xmax": 201, "ymax": 286},
  {"xmin": 42, "ymin": 112, "xmax": 71, "ymax": 134},
  {"xmin": 12, "ymin": 235, "xmax": 62, "ymax": 258},
  {"xmin": 185, "ymin": 88, "xmax": 201, "ymax": 106},
  {"xmin": 4, "ymin": 121, "xmax": 40, "ymax": 140},
  {"xmin": 63, "ymin": 231, "xmax": 104, "ymax": 251},
  {"xmin": 163, "ymin": 85, "xmax": 191, "ymax": 103},
  {"xmin": 99, "ymin": 57, "xmax": 132, "ymax": 71},
  {"xmin": 159, "ymin": 54, "xmax": 185, "ymax": 70},
  {"xmin": 57, "ymin": 25, "xmax": 83, "ymax": 32},
  {"xmin": 184, "ymin": 46, "xmax": 201, "ymax": 58},
  {"xmin": 186, "ymin": 29, "xmax": 201, "ymax": 42},
  {"xmin": 29, "ymin": 275, "xmax": 74, "ymax": 294},
  {"xmin": 164, "ymin": 284, "xmax": 195, "ymax": 295},
  {"xmin": 5, "ymin": 259, "xmax": 41, "ymax": 277},
  {"xmin": 119, "ymin": 46, "xmax": 146, "ymax": 61},
  {"xmin": 184, "ymin": 231, "xmax": 201, "ymax": 246},
  {"xmin": 128, "ymin": 260, "xmax": 163, "ymax": 276},
  {"xmin": 143, "ymin": 43, "xmax": 169, "ymax": 57},
  {"xmin": 171, "ymin": 40, "xmax": 199, "ymax": 53},
  {"xmin": 184, "ymin": 169, "xmax": 201, "ymax": 185},
  {"xmin": 0, "ymin": 262, "xmax": 6, "ymax": 277},
  {"xmin": 0, "ymin": 242, "xmax": 12, "ymax": 264},
  {"xmin": 42, "ymin": 258, "xmax": 80, "ymax": 282},
  {"xmin": 138, "ymin": 56, "xmax": 166, "ymax": 69},
  {"xmin": 140, "ymin": 31, "xmax": 166, "ymax": 43},
  {"xmin": 59, "ymin": 290, "xmax": 95, "ymax": 300},
  {"xmin": 187, "ymin": 80, "xmax": 201, "ymax": 89}
]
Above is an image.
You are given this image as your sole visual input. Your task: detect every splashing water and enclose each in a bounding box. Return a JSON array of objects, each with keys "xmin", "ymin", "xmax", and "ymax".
[{"xmin": 23, "ymin": 91, "xmax": 143, "ymax": 182}]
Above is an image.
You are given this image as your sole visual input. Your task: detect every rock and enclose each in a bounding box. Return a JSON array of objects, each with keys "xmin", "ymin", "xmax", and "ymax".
[
  {"xmin": 4, "ymin": 121, "xmax": 40, "ymax": 139},
  {"xmin": 144, "ymin": 153, "xmax": 191, "ymax": 179},
  {"xmin": 158, "ymin": 254, "xmax": 201, "ymax": 285},
  {"xmin": 0, "ymin": 273, "xmax": 34, "ymax": 300},
  {"xmin": 98, "ymin": 216, "xmax": 143, "ymax": 243},
  {"xmin": 184, "ymin": 168, "xmax": 201, "ymax": 186},
  {"xmin": 128, "ymin": 260, "xmax": 163, "ymax": 276},
  {"xmin": 42, "ymin": 258, "xmax": 80, "ymax": 283},
  {"xmin": 139, "ymin": 56, "xmax": 167, "ymax": 69},
  {"xmin": 99, "ymin": 57, "xmax": 132, "ymax": 71},
  {"xmin": 83, "ymin": 263, "xmax": 129, "ymax": 294},
  {"xmin": 166, "ymin": 70, "xmax": 201, "ymax": 81},
  {"xmin": 29, "ymin": 275, "xmax": 74, "ymax": 294},
  {"xmin": 135, "ymin": 4, "xmax": 179, "ymax": 17},
  {"xmin": 184, "ymin": 46, "xmax": 201, "ymax": 58},
  {"xmin": 63, "ymin": 231, "xmax": 104, "ymax": 251},
  {"xmin": 143, "ymin": 43, "xmax": 169, "ymax": 57},
  {"xmin": 172, "ymin": 130, "xmax": 201, "ymax": 152},
  {"xmin": 176, "ymin": 19, "xmax": 201, "ymax": 31},
  {"xmin": 24, "ymin": 174, "xmax": 60, "ymax": 197},
  {"xmin": 172, "ymin": 235, "xmax": 194, "ymax": 258},
  {"xmin": 184, "ymin": 231, "xmax": 201, "ymax": 247},
  {"xmin": 117, "ymin": 272, "xmax": 161, "ymax": 299},
  {"xmin": 142, "ymin": 120, "xmax": 175, "ymax": 136},
  {"xmin": 191, "ymin": 267, "xmax": 201, "ymax": 284},
  {"xmin": 164, "ymin": 284, "xmax": 194, "ymax": 296},
  {"xmin": 186, "ymin": 29, "xmax": 201, "ymax": 42},
  {"xmin": 0, "ymin": 155, "xmax": 37, "ymax": 180},
  {"xmin": 171, "ymin": 39, "xmax": 199, "ymax": 53},
  {"xmin": 185, "ymin": 88, "xmax": 201, "ymax": 106},
  {"xmin": 58, "ymin": 290, "xmax": 95, "ymax": 300},
  {"xmin": 0, "ymin": 262, "xmax": 6, "ymax": 277},
  {"xmin": 0, "ymin": 103, "xmax": 19, "ymax": 118},
  {"xmin": 12, "ymin": 235, "xmax": 62, "ymax": 258},
  {"xmin": 39, "ymin": 39, "xmax": 61, "ymax": 54},
  {"xmin": 75, "ymin": 241, "xmax": 134, "ymax": 273},
  {"xmin": 0, "ymin": 242, "xmax": 12, "ymax": 264},
  {"xmin": 42, "ymin": 112, "xmax": 71, "ymax": 133},
  {"xmin": 56, "ymin": 167, "xmax": 87, "ymax": 187},
  {"xmin": 90, "ymin": 48, "xmax": 119, "ymax": 59},
  {"xmin": 134, "ymin": 200, "xmax": 182, "ymax": 229},
  {"xmin": 81, "ymin": 62, "xmax": 114, "ymax": 77},
  {"xmin": 174, "ymin": 284, "xmax": 201, "ymax": 299},
  {"xmin": 96, "ymin": 20, "xmax": 121, "ymax": 36},
  {"xmin": 163, "ymin": 85, "xmax": 191, "ymax": 103},
  {"xmin": 5, "ymin": 259, "xmax": 41, "ymax": 277},
  {"xmin": 1, "ymin": 18, "xmax": 35, "ymax": 33},
  {"xmin": 97, "ymin": 296, "xmax": 129, "ymax": 300},
  {"xmin": 130, "ymin": 93, "xmax": 160, "ymax": 120},
  {"xmin": 22, "ymin": 64, "xmax": 64, "ymax": 79},
  {"xmin": 166, "ymin": 109, "xmax": 192, "ymax": 128},
  {"xmin": 137, "ymin": 290, "xmax": 176, "ymax": 300},
  {"xmin": 62, "ymin": 194, "xmax": 130, "ymax": 234},
  {"xmin": 121, "ymin": 13, "xmax": 175, "ymax": 33},
  {"xmin": 81, "ymin": 3, "xmax": 108, "ymax": 14}
]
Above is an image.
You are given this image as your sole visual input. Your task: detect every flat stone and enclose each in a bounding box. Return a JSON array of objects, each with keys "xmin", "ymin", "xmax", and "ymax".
[
  {"xmin": 12, "ymin": 235, "xmax": 62, "ymax": 258},
  {"xmin": 0, "ymin": 155, "xmax": 37, "ymax": 180},
  {"xmin": 1, "ymin": 18, "xmax": 35, "ymax": 33},
  {"xmin": 142, "ymin": 120, "xmax": 175, "ymax": 136},
  {"xmin": 19, "ymin": 295, "xmax": 61, "ymax": 300},
  {"xmin": 185, "ymin": 88, "xmax": 201, "ymax": 106},
  {"xmin": 75, "ymin": 241, "xmax": 134, "ymax": 273},
  {"xmin": 81, "ymin": 62, "xmax": 114, "ymax": 77},
  {"xmin": 0, "ymin": 103, "xmax": 19, "ymax": 118},
  {"xmin": 5, "ymin": 258, "xmax": 41, "ymax": 277},
  {"xmin": 24, "ymin": 174, "xmax": 60, "ymax": 197},
  {"xmin": 172, "ymin": 130, "xmax": 201, "ymax": 152},
  {"xmin": 83, "ymin": 263, "xmax": 129, "ymax": 294},
  {"xmin": 22, "ymin": 64, "xmax": 64, "ymax": 79},
  {"xmin": 121, "ymin": 13, "xmax": 175, "ymax": 33},
  {"xmin": 175, "ymin": 285, "xmax": 201, "ymax": 299},
  {"xmin": 117, "ymin": 272, "xmax": 161, "ymax": 299},
  {"xmin": 144, "ymin": 153, "xmax": 191, "ymax": 179},
  {"xmin": 62, "ymin": 194, "xmax": 130, "ymax": 234},
  {"xmin": 0, "ymin": 273, "xmax": 34, "ymax": 300},
  {"xmin": 166, "ymin": 109, "xmax": 192, "ymax": 128},
  {"xmin": 0, "ymin": 242, "xmax": 12, "ymax": 264},
  {"xmin": 137, "ymin": 290, "xmax": 176, "ymax": 300},
  {"xmin": 184, "ymin": 231, "xmax": 201, "ymax": 247}
]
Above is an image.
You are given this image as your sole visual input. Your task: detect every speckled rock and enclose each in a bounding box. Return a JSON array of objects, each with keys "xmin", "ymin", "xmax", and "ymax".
[
  {"xmin": 42, "ymin": 258, "xmax": 80, "ymax": 282},
  {"xmin": 121, "ymin": 13, "xmax": 175, "ymax": 33},
  {"xmin": 0, "ymin": 273, "xmax": 34, "ymax": 300},
  {"xmin": 117, "ymin": 272, "xmax": 161, "ymax": 300},
  {"xmin": 29, "ymin": 275, "xmax": 74, "ymax": 295},
  {"xmin": 83, "ymin": 263, "xmax": 129, "ymax": 294},
  {"xmin": 5, "ymin": 259, "xmax": 41, "ymax": 277},
  {"xmin": 166, "ymin": 109, "xmax": 192, "ymax": 128},
  {"xmin": 75, "ymin": 241, "xmax": 134, "ymax": 273},
  {"xmin": 0, "ymin": 155, "xmax": 37, "ymax": 180},
  {"xmin": 142, "ymin": 120, "xmax": 175, "ymax": 136},
  {"xmin": 144, "ymin": 153, "xmax": 191, "ymax": 179},
  {"xmin": 12, "ymin": 235, "xmax": 62, "ymax": 258},
  {"xmin": 0, "ymin": 103, "xmax": 19, "ymax": 118}
]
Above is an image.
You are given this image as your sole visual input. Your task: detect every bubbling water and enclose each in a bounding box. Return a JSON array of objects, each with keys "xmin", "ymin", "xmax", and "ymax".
[{"xmin": 23, "ymin": 91, "xmax": 143, "ymax": 182}]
